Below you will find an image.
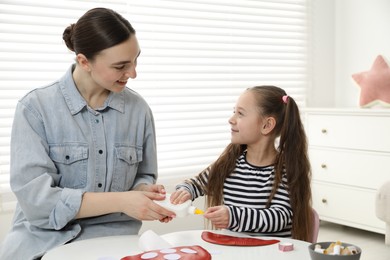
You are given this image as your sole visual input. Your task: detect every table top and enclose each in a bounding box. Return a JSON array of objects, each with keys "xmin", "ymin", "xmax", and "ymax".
[
  {"xmin": 42, "ymin": 235, "xmax": 142, "ymax": 260},
  {"xmin": 161, "ymin": 230, "xmax": 311, "ymax": 259},
  {"xmin": 42, "ymin": 229, "xmax": 311, "ymax": 260}
]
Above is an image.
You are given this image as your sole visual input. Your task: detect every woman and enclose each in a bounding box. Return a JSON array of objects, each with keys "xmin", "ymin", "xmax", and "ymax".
[
  {"xmin": 171, "ymin": 86, "xmax": 313, "ymax": 241},
  {"xmin": 0, "ymin": 8, "xmax": 174, "ymax": 260}
]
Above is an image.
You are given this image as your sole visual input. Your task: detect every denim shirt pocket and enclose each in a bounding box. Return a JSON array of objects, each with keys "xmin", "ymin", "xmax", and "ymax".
[
  {"xmin": 111, "ymin": 145, "xmax": 143, "ymax": 191},
  {"xmin": 49, "ymin": 144, "xmax": 89, "ymax": 189}
]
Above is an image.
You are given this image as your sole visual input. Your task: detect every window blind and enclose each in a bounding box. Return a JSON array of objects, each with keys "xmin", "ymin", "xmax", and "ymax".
[{"xmin": 0, "ymin": 0, "xmax": 310, "ymax": 213}]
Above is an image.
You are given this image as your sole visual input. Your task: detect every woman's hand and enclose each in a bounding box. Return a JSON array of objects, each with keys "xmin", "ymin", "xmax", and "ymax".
[
  {"xmin": 204, "ymin": 206, "xmax": 230, "ymax": 229},
  {"xmin": 134, "ymin": 183, "xmax": 166, "ymax": 195},
  {"xmin": 76, "ymin": 189, "xmax": 175, "ymax": 222},
  {"xmin": 120, "ymin": 191, "xmax": 175, "ymax": 221},
  {"xmin": 170, "ymin": 189, "xmax": 191, "ymax": 204},
  {"xmin": 131, "ymin": 183, "xmax": 173, "ymax": 222}
]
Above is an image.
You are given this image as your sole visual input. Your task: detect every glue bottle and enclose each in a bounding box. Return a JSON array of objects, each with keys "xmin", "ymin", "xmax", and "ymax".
[{"xmin": 154, "ymin": 193, "xmax": 204, "ymax": 218}]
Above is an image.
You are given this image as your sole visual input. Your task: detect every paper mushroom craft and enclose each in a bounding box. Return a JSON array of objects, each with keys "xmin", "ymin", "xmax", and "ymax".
[{"xmin": 352, "ymin": 55, "xmax": 390, "ymax": 107}]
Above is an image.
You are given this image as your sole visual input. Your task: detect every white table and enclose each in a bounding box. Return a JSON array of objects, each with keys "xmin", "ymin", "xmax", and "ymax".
[
  {"xmin": 42, "ymin": 235, "xmax": 142, "ymax": 260},
  {"xmin": 43, "ymin": 230, "xmax": 311, "ymax": 260},
  {"xmin": 161, "ymin": 230, "xmax": 311, "ymax": 259}
]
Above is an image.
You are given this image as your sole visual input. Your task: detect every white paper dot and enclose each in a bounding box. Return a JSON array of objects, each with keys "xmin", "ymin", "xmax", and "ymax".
[
  {"xmin": 160, "ymin": 248, "xmax": 177, "ymax": 254},
  {"xmin": 141, "ymin": 252, "xmax": 159, "ymax": 259},
  {"xmin": 180, "ymin": 248, "xmax": 197, "ymax": 254},
  {"xmin": 163, "ymin": 253, "xmax": 181, "ymax": 260}
]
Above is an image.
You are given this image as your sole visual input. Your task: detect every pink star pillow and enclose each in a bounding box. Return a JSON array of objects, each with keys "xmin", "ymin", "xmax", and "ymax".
[{"xmin": 352, "ymin": 55, "xmax": 390, "ymax": 107}]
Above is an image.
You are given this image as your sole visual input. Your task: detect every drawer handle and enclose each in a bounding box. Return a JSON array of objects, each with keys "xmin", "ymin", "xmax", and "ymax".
[
  {"xmin": 321, "ymin": 129, "xmax": 327, "ymax": 134},
  {"xmin": 321, "ymin": 164, "xmax": 327, "ymax": 169},
  {"xmin": 322, "ymin": 198, "xmax": 327, "ymax": 204}
]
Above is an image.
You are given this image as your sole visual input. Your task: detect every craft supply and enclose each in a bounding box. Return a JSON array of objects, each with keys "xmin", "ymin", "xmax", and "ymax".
[
  {"xmin": 314, "ymin": 244, "xmax": 324, "ymax": 253},
  {"xmin": 312, "ymin": 241, "xmax": 360, "ymax": 256},
  {"xmin": 120, "ymin": 245, "xmax": 211, "ymax": 260},
  {"xmin": 278, "ymin": 242, "xmax": 294, "ymax": 252},
  {"xmin": 201, "ymin": 231, "xmax": 280, "ymax": 246},
  {"xmin": 154, "ymin": 194, "xmax": 204, "ymax": 218},
  {"xmin": 138, "ymin": 230, "xmax": 173, "ymax": 251},
  {"xmin": 333, "ymin": 244, "xmax": 341, "ymax": 255}
]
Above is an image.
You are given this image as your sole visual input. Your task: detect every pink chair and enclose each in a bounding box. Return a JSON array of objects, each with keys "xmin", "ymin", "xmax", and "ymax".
[{"xmin": 310, "ymin": 208, "xmax": 320, "ymax": 243}]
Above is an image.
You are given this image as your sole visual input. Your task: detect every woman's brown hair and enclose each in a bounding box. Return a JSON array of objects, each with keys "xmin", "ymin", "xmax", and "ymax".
[
  {"xmin": 203, "ymin": 85, "xmax": 313, "ymax": 241},
  {"xmin": 62, "ymin": 7, "xmax": 136, "ymax": 59}
]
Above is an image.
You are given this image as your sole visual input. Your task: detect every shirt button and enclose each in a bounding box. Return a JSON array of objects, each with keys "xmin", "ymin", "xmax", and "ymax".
[
  {"xmin": 99, "ymin": 150, "xmax": 103, "ymax": 154},
  {"xmin": 65, "ymin": 155, "xmax": 70, "ymax": 160},
  {"xmin": 98, "ymin": 183, "xmax": 102, "ymax": 188},
  {"xmin": 95, "ymin": 119, "xmax": 99, "ymax": 123}
]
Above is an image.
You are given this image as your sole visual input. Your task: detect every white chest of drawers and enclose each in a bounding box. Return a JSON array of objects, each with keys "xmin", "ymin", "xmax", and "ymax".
[{"xmin": 303, "ymin": 108, "xmax": 390, "ymax": 234}]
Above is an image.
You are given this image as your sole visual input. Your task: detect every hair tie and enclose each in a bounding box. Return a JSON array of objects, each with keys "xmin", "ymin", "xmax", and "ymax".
[{"xmin": 282, "ymin": 95, "xmax": 289, "ymax": 104}]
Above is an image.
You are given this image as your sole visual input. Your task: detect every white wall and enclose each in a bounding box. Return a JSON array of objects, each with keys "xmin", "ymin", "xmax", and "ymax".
[
  {"xmin": 308, "ymin": 0, "xmax": 336, "ymax": 107},
  {"xmin": 335, "ymin": 0, "xmax": 390, "ymax": 107},
  {"xmin": 309, "ymin": 0, "xmax": 390, "ymax": 108}
]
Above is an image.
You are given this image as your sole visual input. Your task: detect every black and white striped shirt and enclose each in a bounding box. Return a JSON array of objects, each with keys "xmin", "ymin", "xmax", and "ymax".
[{"xmin": 177, "ymin": 152, "xmax": 293, "ymax": 237}]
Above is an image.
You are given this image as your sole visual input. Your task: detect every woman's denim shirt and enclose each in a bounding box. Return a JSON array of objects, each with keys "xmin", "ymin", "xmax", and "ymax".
[{"xmin": 0, "ymin": 65, "xmax": 157, "ymax": 260}]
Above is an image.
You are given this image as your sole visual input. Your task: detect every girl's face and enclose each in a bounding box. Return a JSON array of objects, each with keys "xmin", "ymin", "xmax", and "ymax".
[
  {"xmin": 87, "ymin": 35, "xmax": 141, "ymax": 93},
  {"xmin": 229, "ymin": 90, "xmax": 265, "ymax": 145}
]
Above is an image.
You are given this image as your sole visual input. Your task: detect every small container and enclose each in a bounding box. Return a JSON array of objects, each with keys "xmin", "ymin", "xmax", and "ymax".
[
  {"xmin": 308, "ymin": 242, "xmax": 361, "ymax": 260},
  {"xmin": 154, "ymin": 193, "xmax": 204, "ymax": 218}
]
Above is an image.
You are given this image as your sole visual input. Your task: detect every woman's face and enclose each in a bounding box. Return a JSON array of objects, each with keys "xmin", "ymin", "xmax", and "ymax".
[
  {"xmin": 88, "ymin": 35, "xmax": 141, "ymax": 93},
  {"xmin": 229, "ymin": 90, "xmax": 264, "ymax": 145}
]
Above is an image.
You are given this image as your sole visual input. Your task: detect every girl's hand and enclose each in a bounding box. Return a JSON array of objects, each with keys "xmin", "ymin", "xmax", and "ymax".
[
  {"xmin": 204, "ymin": 206, "xmax": 230, "ymax": 229},
  {"xmin": 170, "ymin": 189, "xmax": 191, "ymax": 204}
]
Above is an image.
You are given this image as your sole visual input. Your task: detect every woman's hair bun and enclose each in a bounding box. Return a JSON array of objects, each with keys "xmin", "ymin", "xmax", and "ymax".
[{"xmin": 63, "ymin": 23, "xmax": 76, "ymax": 52}]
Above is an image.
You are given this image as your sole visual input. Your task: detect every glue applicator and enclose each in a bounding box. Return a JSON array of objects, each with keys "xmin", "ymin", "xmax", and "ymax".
[{"xmin": 154, "ymin": 193, "xmax": 204, "ymax": 218}]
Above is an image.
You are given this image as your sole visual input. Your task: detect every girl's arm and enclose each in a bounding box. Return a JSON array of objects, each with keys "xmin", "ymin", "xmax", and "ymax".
[
  {"xmin": 172, "ymin": 166, "xmax": 210, "ymax": 203},
  {"xmin": 227, "ymin": 204, "xmax": 293, "ymax": 233}
]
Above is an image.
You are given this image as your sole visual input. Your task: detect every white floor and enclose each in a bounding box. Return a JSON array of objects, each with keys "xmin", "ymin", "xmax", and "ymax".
[{"xmin": 317, "ymin": 221, "xmax": 390, "ymax": 260}]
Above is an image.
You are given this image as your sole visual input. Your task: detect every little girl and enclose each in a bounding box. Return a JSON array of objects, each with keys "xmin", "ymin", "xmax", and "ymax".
[{"xmin": 171, "ymin": 85, "xmax": 313, "ymax": 241}]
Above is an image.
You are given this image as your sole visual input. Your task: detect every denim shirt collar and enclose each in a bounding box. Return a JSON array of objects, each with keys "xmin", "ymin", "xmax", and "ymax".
[{"xmin": 59, "ymin": 64, "xmax": 125, "ymax": 115}]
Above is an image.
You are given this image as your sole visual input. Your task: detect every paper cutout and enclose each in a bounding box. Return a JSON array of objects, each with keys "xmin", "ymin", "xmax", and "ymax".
[
  {"xmin": 121, "ymin": 245, "xmax": 211, "ymax": 260},
  {"xmin": 138, "ymin": 230, "xmax": 173, "ymax": 251},
  {"xmin": 201, "ymin": 231, "xmax": 280, "ymax": 246}
]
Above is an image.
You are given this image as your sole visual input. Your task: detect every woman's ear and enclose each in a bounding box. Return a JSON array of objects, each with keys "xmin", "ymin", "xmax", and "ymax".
[
  {"xmin": 261, "ymin": 117, "xmax": 276, "ymax": 135},
  {"xmin": 76, "ymin": 54, "xmax": 91, "ymax": 72}
]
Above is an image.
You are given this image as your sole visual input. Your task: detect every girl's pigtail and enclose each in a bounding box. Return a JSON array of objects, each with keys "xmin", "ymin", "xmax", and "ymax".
[{"xmin": 279, "ymin": 96, "xmax": 313, "ymax": 241}]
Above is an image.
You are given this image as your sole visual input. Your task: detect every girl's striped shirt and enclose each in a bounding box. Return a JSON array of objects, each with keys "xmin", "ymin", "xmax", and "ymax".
[{"xmin": 176, "ymin": 152, "xmax": 293, "ymax": 237}]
